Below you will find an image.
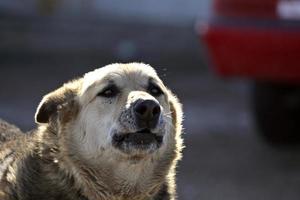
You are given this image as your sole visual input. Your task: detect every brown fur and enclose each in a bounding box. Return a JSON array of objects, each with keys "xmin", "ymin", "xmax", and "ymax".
[{"xmin": 0, "ymin": 63, "xmax": 184, "ymax": 200}]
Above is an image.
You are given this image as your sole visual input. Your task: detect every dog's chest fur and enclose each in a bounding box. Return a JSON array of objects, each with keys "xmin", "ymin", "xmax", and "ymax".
[
  {"xmin": 75, "ymin": 154, "xmax": 167, "ymax": 200},
  {"xmin": 109, "ymin": 160, "xmax": 159, "ymax": 196}
]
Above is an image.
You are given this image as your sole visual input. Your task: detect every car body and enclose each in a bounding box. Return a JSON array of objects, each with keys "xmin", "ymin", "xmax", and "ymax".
[
  {"xmin": 197, "ymin": 0, "xmax": 300, "ymax": 144},
  {"xmin": 197, "ymin": 0, "xmax": 300, "ymax": 83}
]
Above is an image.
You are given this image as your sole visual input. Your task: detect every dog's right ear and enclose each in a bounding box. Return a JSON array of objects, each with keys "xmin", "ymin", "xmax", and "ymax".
[
  {"xmin": 35, "ymin": 80, "xmax": 81, "ymax": 124},
  {"xmin": 35, "ymin": 88, "xmax": 67, "ymax": 124}
]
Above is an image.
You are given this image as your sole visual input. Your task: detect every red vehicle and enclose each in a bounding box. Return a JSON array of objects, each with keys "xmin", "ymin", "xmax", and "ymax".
[{"xmin": 197, "ymin": 0, "xmax": 300, "ymax": 145}]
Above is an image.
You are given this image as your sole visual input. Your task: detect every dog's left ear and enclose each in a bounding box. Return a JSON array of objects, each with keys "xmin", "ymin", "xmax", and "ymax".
[{"xmin": 35, "ymin": 81, "xmax": 80, "ymax": 124}]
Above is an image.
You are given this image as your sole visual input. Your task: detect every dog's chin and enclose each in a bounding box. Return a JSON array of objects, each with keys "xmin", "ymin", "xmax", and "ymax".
[{"xmin": 112, "ymin": 129, "xmax": 163, "ymax": 155}]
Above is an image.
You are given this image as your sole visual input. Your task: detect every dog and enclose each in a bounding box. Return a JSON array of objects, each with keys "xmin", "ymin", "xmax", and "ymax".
[{"xmin": 0, "ymin": 63, "xmax": 183, "ymax": 200}]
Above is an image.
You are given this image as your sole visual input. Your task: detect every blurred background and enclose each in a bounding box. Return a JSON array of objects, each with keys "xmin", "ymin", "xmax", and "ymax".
[{"xmin": 1, "ymin": 0, "xmax": 300, "ymax": 199}]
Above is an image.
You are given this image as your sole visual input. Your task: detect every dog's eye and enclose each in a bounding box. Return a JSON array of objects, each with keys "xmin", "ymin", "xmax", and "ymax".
[
  {"xmin": 148, "ymin": 84, "xmax": 163, "ymax": 97},
  {"xmin": 97, "ymin": 85, "xmax": 119, "ymax": 98}
]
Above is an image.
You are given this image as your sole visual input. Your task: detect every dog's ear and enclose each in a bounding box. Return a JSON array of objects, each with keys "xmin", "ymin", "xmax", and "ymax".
[{"xmin": 35, "ymin": 81, "xmax": 81, "ymax": 124}]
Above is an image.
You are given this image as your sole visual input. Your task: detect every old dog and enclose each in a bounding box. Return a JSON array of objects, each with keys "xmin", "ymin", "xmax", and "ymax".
[{"xmin": 0, "ymin": 63, "xmax": 183, "ymax": 200}]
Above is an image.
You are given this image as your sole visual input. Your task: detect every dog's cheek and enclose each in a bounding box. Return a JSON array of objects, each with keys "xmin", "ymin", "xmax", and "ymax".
[
  {"xmin": 168, "ymin": 95, "xmax": 183, "ymax": 134},
  {"xmin": 169, "ymin": 101, "xmax": 177, "ymax": 129}
]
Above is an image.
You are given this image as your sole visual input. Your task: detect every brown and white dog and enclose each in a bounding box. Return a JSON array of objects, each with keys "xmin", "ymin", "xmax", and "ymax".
[{"xmin": 0, "ymin": 63, "xmax": 184, "ymax": 200}]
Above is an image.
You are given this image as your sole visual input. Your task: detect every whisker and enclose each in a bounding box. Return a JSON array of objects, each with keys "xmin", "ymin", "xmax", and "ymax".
[
  {"xmin": 164, "ymin": 115, "xmax": 172, "ymax": 120},
  {"xmin": 163, "ymin": 111, "xmax": 174, "ymax": 116}
]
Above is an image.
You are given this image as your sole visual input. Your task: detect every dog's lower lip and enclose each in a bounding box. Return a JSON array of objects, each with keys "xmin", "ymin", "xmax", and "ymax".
[
  {"xmin": 113, "ymin": 134, "xmax": 126, "ymax": 143},
  {"xmin": 112, "ymin": 130, "xmax": 163, "ymax": 149}
]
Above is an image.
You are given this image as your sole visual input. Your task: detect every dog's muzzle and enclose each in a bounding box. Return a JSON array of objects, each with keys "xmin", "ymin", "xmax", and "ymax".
[{"xmin": 113, "ymin": 99, "xmax": 163, "ymax": 153}]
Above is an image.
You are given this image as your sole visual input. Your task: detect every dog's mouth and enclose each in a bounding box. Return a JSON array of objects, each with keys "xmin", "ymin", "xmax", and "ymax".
[{"xmin": 112, "ymin": 129, "xmax": 163, "ymax": 153}]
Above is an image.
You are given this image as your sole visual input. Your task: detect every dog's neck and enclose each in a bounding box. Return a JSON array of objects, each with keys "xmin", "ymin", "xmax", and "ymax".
[
  {"xmin": 35, "ymin": 123, "xmax": 173, "ymax": 200},
  {"xmin": 69, "ymin": 152, "xmax": 164, "ymax": 200},
  {"xmin": 36, "ymin": 139, "xmax": 162, "ymax": 199}
]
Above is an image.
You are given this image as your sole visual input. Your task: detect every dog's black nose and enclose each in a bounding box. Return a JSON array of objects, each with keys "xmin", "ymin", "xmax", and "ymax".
[{"xmin": 133, "ymin": 99, "xmax": 161, "ymax": 129}]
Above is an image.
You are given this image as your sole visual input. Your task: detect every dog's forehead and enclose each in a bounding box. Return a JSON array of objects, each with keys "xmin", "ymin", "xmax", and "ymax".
[{"xmin": 81, "ymin": 63, "xmax": 160, "ymax": 93}]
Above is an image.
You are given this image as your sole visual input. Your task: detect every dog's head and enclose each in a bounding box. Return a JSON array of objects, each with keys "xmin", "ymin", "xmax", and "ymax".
[{"xmin": 35, "ymin": 63, "xmax": 183, "ymax": 163}]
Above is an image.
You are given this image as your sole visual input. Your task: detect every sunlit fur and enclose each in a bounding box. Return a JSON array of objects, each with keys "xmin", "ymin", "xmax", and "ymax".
[{"xmin": 0, "ymin": 63, "xmax": 183, "ymax": 200}]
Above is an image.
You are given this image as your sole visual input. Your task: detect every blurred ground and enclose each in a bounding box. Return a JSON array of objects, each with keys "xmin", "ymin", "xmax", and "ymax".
[{"xmin": 1, "ymin": 14, "xmax": 300, "ymax": 200}]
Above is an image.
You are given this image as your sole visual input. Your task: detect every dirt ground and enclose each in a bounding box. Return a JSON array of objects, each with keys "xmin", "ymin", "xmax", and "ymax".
[{"xmin": 1, "ymin": 15, "xmax": 300, "ymax": 200}]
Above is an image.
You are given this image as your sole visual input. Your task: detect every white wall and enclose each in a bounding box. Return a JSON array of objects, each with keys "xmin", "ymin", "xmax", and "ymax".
[
  {"xmin": 0, "ymin": 0, "xmax": 212, "ymax": 26},
  {"xmin": 93, "ymin": 0, "xmax": 212, "ymax": 25}
]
